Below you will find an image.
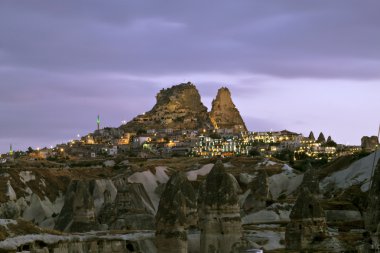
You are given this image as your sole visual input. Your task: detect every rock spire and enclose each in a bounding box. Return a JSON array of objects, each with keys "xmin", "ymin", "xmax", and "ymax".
[
  {"xmin": 155, "ymin": 172, "xmax": 197, "ymax": 253},
  {"xmin": 286, "ymin": 187, "xmax": 327, "ymax": 250},
  {"xmin": 209, "ymin": 87, "xmax": 247, "ymax": 133},
  {"xmin": 198, "ymin": 160, "xmax": 242, "ymax": 253}
]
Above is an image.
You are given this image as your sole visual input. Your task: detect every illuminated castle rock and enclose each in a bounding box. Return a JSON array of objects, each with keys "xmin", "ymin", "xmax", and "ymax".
[
  {"xmin": 122, "ymin": 83, "xmax": 211, "ymax": 132},
  {"xmin": 120, "ymin": 83, "xmax": 247, "ymax": 133},
  {"xmin": 209, "ymin": 87, "xmax": 247, "ymax": 133}
]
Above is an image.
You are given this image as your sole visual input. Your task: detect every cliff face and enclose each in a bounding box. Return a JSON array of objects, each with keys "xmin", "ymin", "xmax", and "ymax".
[
  {"xmin": 209, "ymin": 87, "xmax": 247, "ymax": 132},
  {"xmin": 122, "ymin": 82, "xmax": 211, "ymax": 131}
]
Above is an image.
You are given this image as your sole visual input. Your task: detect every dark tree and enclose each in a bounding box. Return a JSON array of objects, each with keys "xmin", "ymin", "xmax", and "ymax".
[
  {"xmin": 308, "ymin": 131, "xmax": 315, "ymax": 141},
  {"xmin": 317, "ymin": 132, "xmax": 326, "ymax": 143}
]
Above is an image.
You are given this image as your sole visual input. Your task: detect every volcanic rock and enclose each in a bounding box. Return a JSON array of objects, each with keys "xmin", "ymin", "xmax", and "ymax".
[
  {"xmin": 286, "ymin": 187, "xmax": 327, "ymax": 250},
  {"xmin": 122, "ymin": 82, "xmax": 211, "ymax": 131},
  {"xmin": 300, "ymin": 164, "xmax": 320, "ymax": 195},
  {"xmin": 155, "ymin": 172, "xmax": 197, "ymax": 253},
  {"xmin": 98, "ymin": 178, "xmax": 155, "ymax": 230},
  {"xmin": 365, "ymin": 158, "xmax": 380, "ymax": 236},
  {"xmin": 361, "ymin": 136, "xmax": 379, "ymax": 152},
  {"xmin": 209, "ymin": 87, "xmax": 247, "ymax": 133},
  {"xmin": 55, "ymin": 180, "xmax": 98, "ymax": 232},
  {"xmin": 198, "ymin": 160, "xmax": 242, "ymax": 253},
  {"xmin": 243, "ymin": 170, "xmax": 271, "ymax": 213}
]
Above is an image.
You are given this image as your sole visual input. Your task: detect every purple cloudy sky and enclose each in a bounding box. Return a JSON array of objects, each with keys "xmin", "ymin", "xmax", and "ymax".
[{"xmin": 1, "ymin": 1, "xmax": 380, "ymax": 153}]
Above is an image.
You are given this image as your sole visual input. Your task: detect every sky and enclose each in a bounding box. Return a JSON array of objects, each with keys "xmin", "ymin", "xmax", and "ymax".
[{"xmin": 0, "ymin": 1, "xmax": 380, "ymax": 153}]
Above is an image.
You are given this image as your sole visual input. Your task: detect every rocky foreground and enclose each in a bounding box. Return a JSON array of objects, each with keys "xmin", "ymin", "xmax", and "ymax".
[{"xmin": 1, "ymin": 152, "xmax": 380, "ymax": 252}]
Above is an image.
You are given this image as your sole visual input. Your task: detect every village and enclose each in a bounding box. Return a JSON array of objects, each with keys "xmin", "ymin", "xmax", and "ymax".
[{"xmin": 1, "ymin": 125, "xmax": 370, "ymax": 165}]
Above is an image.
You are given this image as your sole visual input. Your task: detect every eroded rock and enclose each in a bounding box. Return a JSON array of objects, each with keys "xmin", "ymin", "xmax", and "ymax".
[
  {"xmin": 199, "ymin": 160, "xmax": 242, "ymax": 253},
  {"xmin": 285, "ymin": 187, "xmax": 327, "ymax": 251},
  {"xmin": 209, "ymin": 87, "xmax": 247, "ymax": 133},
  {"xmin": 155, "ymin": 172, "xmax": 197, "ymax": 253}
]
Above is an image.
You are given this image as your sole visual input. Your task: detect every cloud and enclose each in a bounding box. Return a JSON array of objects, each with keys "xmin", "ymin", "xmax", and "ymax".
[{"xmin": 0, "ymin": 0, "xmax": 379, "ymax": 152}]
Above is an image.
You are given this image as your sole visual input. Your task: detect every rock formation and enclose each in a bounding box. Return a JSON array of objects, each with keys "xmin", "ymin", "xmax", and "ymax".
[
  {"xmin": 198, "ymin": 160, "xmax": 242, "ymax": 253},
  {"xmin": 122, "ymin": 82, "xmax": 211, "ymax": 131},
  {"xmin": 155, "ymin": 172, "xmax": 197, "ymax": 253},
  {"xmin": 285, "ymin": 187, "xmax": 327, "ymax": 250},
  {"xmin": 209, "ymin": 87, "xmax": 247, "ymax": 133},
  {"xmin": 300, "ymin": 164, "xmax": 320, "ymax": 195},
  {"xmin": 243, "ymin": 169, "xmax": 271, "ymax": 213},
  {"xmin": 99, "ymin": 178, "xmax": 155, "ymax": 230},
  {"xmin": 361, "ymin": 136, "xmax": 379, "ymax": 152},
  {"xmin": 55, "ymin": 180, "xmax": 98, "ymax": 232},
  {"xmin": 365, "ymin": 158, "xmax": 380, "ymax": 247}
]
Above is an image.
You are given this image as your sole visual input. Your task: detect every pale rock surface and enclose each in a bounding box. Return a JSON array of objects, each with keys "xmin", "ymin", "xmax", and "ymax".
[{"xmin": 128, "ymin": 166, "xmax": 169, "ymax": 211}]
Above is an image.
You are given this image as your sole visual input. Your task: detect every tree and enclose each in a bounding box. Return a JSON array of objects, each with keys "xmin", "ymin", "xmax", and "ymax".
[
  {"xmin": 308, "ymin": 131, "xmax": 315, "ymax": 141},
  {"xmin": 317, "ymin": 132, "xmax": 326, "ymax": 143},
  {"xmin": 27, "ymin": 147, "xmax": 34, "ymax": 154}
]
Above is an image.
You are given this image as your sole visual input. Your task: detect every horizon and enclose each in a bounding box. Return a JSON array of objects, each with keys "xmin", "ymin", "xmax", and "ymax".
[
  {"xmin": 1, "ymin": 1, "xmax": 380, "ymax": 153},
  {"xmin": 1, "ymin": 81, "xmax": 378, "ymax": 154}
]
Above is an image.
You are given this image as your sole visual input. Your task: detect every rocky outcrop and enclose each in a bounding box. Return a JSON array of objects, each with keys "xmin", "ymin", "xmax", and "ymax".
[
  {"xmin": 365, "ymin": 158, "xmax": 380, "ymax": 247},
  {"xmin": 0, "ymin": 224, "xmax": 156, "ymax": 253},
  {"xmin": 155, "ymin": 172, "xmax": 197, "ymax": 253},
  {"xmin": 285, "ymin": 187, "xmax": 327, "ymax": 251},
  {"xmin": 55, "ymin": 180, "xmax": 99, "ymax": 232},
  {"xmin": 122, "ymin": 82, "xmax": 211, "ymax": 131},
  {"xmin": 198, "ymin": 160, "xmax": 242, "ymax": 253},
  {"xmin": 361, "ymin": 136, "xmax": 379, "ymax": 152},
  {"xmin": 209, "ymin": 87, "xmax": 247, "ymax": 133},
  {"xmin": 242, "ymin": 170, "xmax": 271, "ymax": 213},
  {"xmin": 99, "ymin": 178, "xmax": 155, "ymax": 230},
  {"xmin": 300, "ymin": 165, "xmax": 320, "ymax": 195}
]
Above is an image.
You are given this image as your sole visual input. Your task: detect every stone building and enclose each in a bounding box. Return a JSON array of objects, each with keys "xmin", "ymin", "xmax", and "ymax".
[
  {"xmin": 155, "ymin": 172, "xmax": 197, "ymax": 253},
  {"xmin": 198, "ymin": 160, "xmax": 242, "ymax": 253},
  {"xmin": 285, "ymin": 187, "xmax": 327, "ymax": 250}
]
